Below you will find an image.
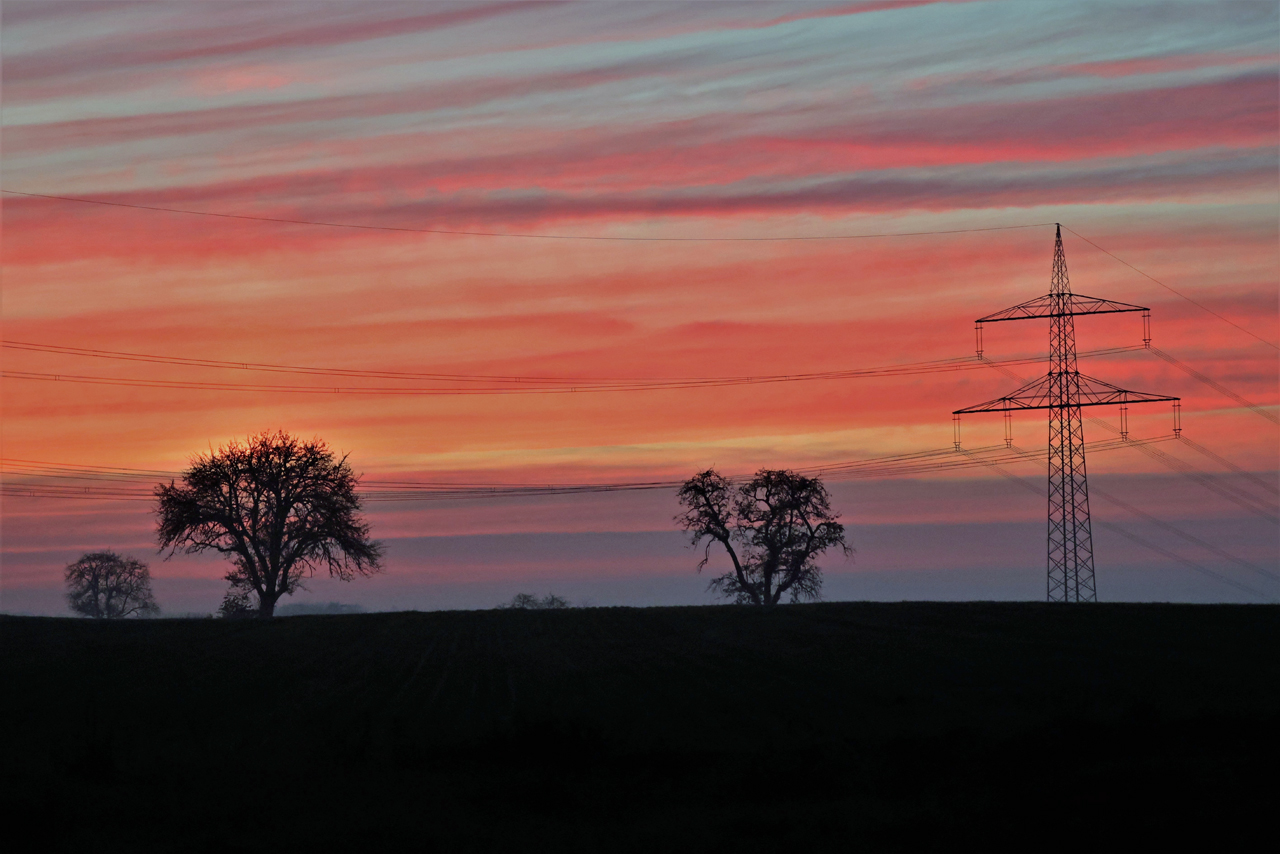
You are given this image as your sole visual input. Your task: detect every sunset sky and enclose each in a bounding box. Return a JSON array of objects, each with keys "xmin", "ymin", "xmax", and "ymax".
[{"xmin": 2, "ymin": 0, "xmax": 1277, "ymax": 614}]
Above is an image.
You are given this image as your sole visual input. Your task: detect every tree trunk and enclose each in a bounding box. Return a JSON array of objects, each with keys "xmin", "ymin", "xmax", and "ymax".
[{"xmin": 258, "ymin": 593, "xmax": 278, "ymax": 618}]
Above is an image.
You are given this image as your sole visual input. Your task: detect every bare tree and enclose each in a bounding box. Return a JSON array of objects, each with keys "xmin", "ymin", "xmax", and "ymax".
[
  {"xmin": 65, "ymin": 551, "xmax": 159, "ymax": 618},
  {"xmin": 676, "ymin": 468, "xmax": 850, "ymax": 606},
  {"xmin": 155, "ymin": 431, "xmax": 383, "ymax": 618}
]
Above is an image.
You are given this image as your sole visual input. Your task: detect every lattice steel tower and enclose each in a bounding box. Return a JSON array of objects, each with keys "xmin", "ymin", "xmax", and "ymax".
[{"xmin": 954, "ymin": 225, "xmax": 1179, "ymax": 602}]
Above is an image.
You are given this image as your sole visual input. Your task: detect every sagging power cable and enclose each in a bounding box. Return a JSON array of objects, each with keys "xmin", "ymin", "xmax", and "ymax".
[
  {"xmin": 964, "ymin": 443, "xmax": 1276, "ymax": 603},
  {"xmin": 1004, "ymin": 443, "xmax": 1279, "ymax": 587},
  {"xmin": 0, "ymin": 342, "xmax": 1143, "ymax": 395}
]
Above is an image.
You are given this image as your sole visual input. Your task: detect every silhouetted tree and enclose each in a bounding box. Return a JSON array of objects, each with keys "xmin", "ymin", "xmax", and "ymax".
[
  {"xmin": 155, "ymin": 431, "xmax": 382, "ymax": 618},
  {"xmin": 499, "ymin": 593, "xmax": 570, "ymax": 609},
  {"xmin": 676, "ymin": 468, "xmax": 850, "ymax": 606},
  {"xmin": 65, "ymin": 551, "xmax": 159, "ymax": 618}
]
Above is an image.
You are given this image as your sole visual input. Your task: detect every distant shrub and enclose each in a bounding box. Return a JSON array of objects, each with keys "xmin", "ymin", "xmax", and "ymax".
[
  {"xmin": 65, "ymin": 551, "xmax": 160, "ymax": 619},
  {"xmin": 498, "ymin": 593, "xmax": 570, "ymax": 610},
  {"xmin": 217, "ymin": 586, "xmax": 256, "ymax": 619},
  {"xmin": 276, "ymin": 602, "xmax": 365, "ymax": 616}
]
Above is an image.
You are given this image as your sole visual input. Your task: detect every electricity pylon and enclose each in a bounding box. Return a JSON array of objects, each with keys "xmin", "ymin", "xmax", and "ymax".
[{"xmin": 954, "ymin": 224, "xmax": 1180, "ymax": 602}]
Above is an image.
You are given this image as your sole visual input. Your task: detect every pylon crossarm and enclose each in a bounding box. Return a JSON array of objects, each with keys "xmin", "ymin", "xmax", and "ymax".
[
  {"xmin": 1074, "ymin": 373, "xmax": 1179, "ymax": 407},
  {"xmin": 954, "ymin": 375, "xmax": 1053, "ymax": 412},
  {"xmin": 976, "ymin": 293, "xmax": 1149, "ymax": 323},
  {"xmin": 954, "ymin": 372, "xmax": 1179, "ymax": 414}
]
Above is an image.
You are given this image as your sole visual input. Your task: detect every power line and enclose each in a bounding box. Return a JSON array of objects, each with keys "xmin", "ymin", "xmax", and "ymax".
[
  {"xmin": 1062, "ymin": 225, "xmax": 1280, "ymax": 352},
  {"xmin": 1147, "ymin": 346, "xmax": 1278, "ymax": 426},
  {"xmin": 0, "ymin": 458, "xmax": 175, "ymax": 478},
  {"xmin": 0, "ymin": 338, "xmax": 985, "ymax": 384},
  {"xmin": 1093, "ymin": 487, "xmax": 1280, "ymax": 585},
  {"xmin": 956, "ymin": 446, "xmax": 1044, "ymax": 497},
  {"xmin": 0, "ymin": 346, "xmax": 1144, "ymax": 396},
  {"xmin": 0, "ymin": 438, "xmax": 1165, "ymax": 502},
  {"xmin": 6, "ymin": 449, "xmax": 994, "ymax": 501},
  {"xmin": 965, "ymin": 443, "xmax": 1276, "ymax": 603},
  {"xmin": 976, "ymin": 356, "xmax": 1278, "ymax": 508},
  {"xmin": 1125, "ymin": 438, "xmax": 1278, "ymax": 522},
  {"xmin": 0, "ymin": 443, "xmax": 1087, "ymax": 485},
  {"xmin": 1096, "ymin": 521, "xmax": 1275, "ymax": 603},
  {"xmin": 1176, "ymin": 435, "xmax": 1279, "ymax": 498},
  {"xmin": 1086, "ymin": 418, "xmax": 1278, "ymax": 523},
  {"xmin": 1, "ymin": 190, "xmax": 1053, "ymax": 242},
  {"xmin": 2, "ymin": 449, "xmax": 979, "ymax": 499},
  {"xmin": 978, "ymin": 340, "xmax": 1280, "ymax": 529},
  {"xmin": 1002, "ymin": 444, "xmax": 1279, "ymax": 586},
  {"xmin": 977, "ymin": 317, "xmax": 1276, "ymax": 435}
]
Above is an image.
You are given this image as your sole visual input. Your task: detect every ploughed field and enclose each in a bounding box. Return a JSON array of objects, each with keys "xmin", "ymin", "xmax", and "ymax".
[{"xmin": 4, "ymin": 602, "xmax": 1277, "ymax": 852}]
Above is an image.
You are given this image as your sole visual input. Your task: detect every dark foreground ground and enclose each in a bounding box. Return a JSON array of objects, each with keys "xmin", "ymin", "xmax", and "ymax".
[{"xmin": 3, "ymin": 602, "xmax": 1278, "ymax": 852}]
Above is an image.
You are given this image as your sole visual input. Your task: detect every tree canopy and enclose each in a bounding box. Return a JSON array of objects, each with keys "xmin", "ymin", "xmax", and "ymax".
[
  {"xmin": 155, "ymin": 430, "xmax": 382, "ymax": 618},
  {"xmin": 65, "ymin": 551, "xmax": 159, "ymax": 618},
  {"xmin": 676, "ymin": 468, "xmax": 850, "ymax": 606}
]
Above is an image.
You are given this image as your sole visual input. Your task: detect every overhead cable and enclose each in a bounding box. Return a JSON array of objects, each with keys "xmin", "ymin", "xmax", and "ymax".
[
  {"xmin": 1004, "ymin": 444, "xmax": 1279, "ymax": 586},
  {"xmin": 2, "ymin": 191, "xmax": 1053, "ymax": 242},
  {"xmin": 0, "ymin": 346, "xmax": 1145, "ymax": 396},
  {"xmin": 0, "ymin": 438, "xmax": 1167, "ymax": 502},
  {"xmin": 1096, "ymin": 521, "xmax": 1275, "ymax": 603},
  {"xmin": 976, "ymin": 358, "xmax": 1277, "ymax": 510},
  {"xmin": 1062, "ymin": 225, "xmax": 1280, "ymax": 352},
  {"xmin": 1085, "ymin": 418, "xmax": 1278, "ymax": 523},
  {"xmin": 967, "ymin": 443, "xmax": 1275, "ymax": 603},
  {"xmin": 1147, "ymin": 346, "xmax": 1278, "ymax": 426},
  {"xmin": 1175, "ymin": 436, "xmax": 1278, "ymax": 498}
]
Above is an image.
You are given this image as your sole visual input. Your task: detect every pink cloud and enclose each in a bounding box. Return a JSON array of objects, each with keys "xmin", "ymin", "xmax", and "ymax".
[
  {"xmin": 1046, "ymin": 52, "xmax": 1275, "ymax": 80},
  {"xmin": 190, "ymin": 65, "xmax": 300, "ymax": 95},
  {"xmin": 4, "ymin": 2, "xmax": 552, "ymax": 84}
]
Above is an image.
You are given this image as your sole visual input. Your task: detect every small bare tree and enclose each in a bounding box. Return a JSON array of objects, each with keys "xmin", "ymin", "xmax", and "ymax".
[
  {"xmin": 676, "ymin": 468, "xmax": 850, "ymax": 607},
  {"xmin": 155, "ymin": 431, "xmax": 382, "ymax": 618},
  {"xmin": 65, "ymin": 551, "xmax": 159, "ymax": 618}
]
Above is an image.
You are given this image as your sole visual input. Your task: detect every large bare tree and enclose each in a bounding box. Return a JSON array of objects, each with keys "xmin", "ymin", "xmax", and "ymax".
[
  {"xmin": 65, "ymin": 551, "xmax": 160, "ymax": 618},
  {"xmin": 676, "ymin": 468, "xmax": 850, "ymax": 607},
  {"xmin": 155, "ymin": 431, "xmax": 382, "ymax": 618}
]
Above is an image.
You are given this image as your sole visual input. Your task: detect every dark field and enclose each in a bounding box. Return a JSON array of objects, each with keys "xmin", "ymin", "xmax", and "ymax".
[{"xmin": 3, "ymin": 602, "xmax": 1277, "ymax": 852}]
